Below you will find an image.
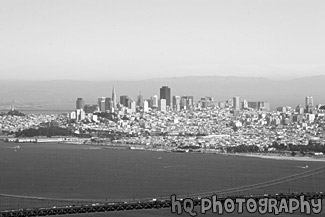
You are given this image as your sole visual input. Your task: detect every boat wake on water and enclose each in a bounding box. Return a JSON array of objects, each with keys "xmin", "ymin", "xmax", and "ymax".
[
  {"xmin": 298, "ymin": 165, "xmax": 309, "ymax": 169},
  {"xmin": 163, "ymin": 164, "xmax": 187, "ymax": 169}
]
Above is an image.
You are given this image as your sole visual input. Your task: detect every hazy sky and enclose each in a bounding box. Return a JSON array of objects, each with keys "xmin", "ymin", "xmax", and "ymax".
[{"xmin": 0, "ymin": 0, "xmax": 324, "ymax": 80}]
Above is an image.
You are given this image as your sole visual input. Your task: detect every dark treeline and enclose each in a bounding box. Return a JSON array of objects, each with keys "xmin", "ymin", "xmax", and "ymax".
[
  {"xmin": 225, "ymin": 141, "xmax": 325, "ymax": 155},
  {"xmin": 270, "ymin": 141, "xmax": 325, "ymax": 154},
  {"xmin": 15, "ymin": 126, "xmax": 73, "ymax": 137},
  {"xmin": 226, "ymin": 144, "xmax": 260, "ymax": 153}
]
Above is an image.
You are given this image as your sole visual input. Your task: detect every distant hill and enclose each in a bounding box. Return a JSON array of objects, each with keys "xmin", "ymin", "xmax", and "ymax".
[{"xmin": 0, "ymin": 75, "xmax": 325, "ymax": 111}]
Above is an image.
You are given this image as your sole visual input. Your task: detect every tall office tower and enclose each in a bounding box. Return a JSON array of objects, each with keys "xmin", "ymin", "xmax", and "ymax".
[
  {"xmin": 147, "ymin": 98, "xmax": 153, "ymax": 107},
  {"xmin": 105, "ymin": 97, "xmax": 112, "ymax": 111},
  {"xmin": 242, "ymin": 99, "xmax": 248, "ymax": 109},
  {"xmin": 180, "ymin": 96, "xmax": 194, "ymax": 110},
  {"xmin": 305, "ymin": 96, "xmax": 313, "ymax": 113},
  {"xmin": 76, "ymin": 98, "xmax": 84, "ymax": 110},
  {"xmin": 188, "ymin": 96, "xmax": 194, "ymax": 107},
  {"xmin": 158, "ymin": 99, "xmax": 167, "ymax": 112},
  {"xmin": 258, "ymin": 101, "xmax": 270, "ymax": 112},
  {"xmin": 137, "ymin": 92, "xmax": 144, "ymax": 107},
  {"xmin": 129, "ymin": 101, "xmax": 136, "ymax": 113},
  {"xmin": 160, "ymin": 86, "xmax": 171, "ymax": 107},
  {"xmin": 120, "ymin": 95, "xmax": 128, "ymax": 107},
  {"xmin": 180, "ymin": 97, "xmax": 187, "ymax": 110},
  {"xmin": 112, "ymin": 86, "xmax": 117, "ymax": 109},
  {"xmin": 187, "ymin": 98, "xmax": 193, "ymax": 110},
  {"xmin": 98, "ymin": 97, "xmax": 106, "ymax": 112},
  {"xmin": 295, "ymin": 105, "xmax": 304, "ymax": 114},
  {"xmin": 125, "ymin": 97, "xmax": 131, "ymax": 108},
  {"xmin": 201, "ymin": 97, "xmax": 213, "ymax": 108},
  {"xmin": 143, "ymin": 100, "xmax": 149, "ymax": 112},
  {"xmin": 233, "ymin": 96, "xmax": 240, "ymax": 110},
  {"xmin": 173, "ymin": 96, "xmax": 181, "ymax": 111},
  {"xmin": 76, "ymin": 109, "xmax": 86, "ymax": 121},
  {"xmin": 151, "ymin": 95, "xmax": 158, "ymax": 108}
]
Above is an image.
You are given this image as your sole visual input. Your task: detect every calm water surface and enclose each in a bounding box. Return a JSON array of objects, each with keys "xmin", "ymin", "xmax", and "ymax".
[{"xmin": 0, "ymin": 141, "xmax": 324, "ymax": 216}]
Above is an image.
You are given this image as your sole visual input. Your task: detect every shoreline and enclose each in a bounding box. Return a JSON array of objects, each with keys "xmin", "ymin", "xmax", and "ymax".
[
  {"xmin": 221, "ymin": 152, "xmax": 325, "ymax": 162},
  {"xmin": 3, "ymin": 139, "xmax": 325, "ymax": 162}
]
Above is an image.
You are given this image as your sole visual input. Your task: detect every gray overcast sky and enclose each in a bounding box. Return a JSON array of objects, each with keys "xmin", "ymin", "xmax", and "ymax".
[{"xmin": 0, "ymin": 0, "xmax": 324, "ymax": 80}]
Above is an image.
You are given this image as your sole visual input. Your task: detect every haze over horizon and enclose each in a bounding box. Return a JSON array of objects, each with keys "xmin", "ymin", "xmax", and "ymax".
[{"xmin": 0, "ymin": 0, "xmax": 324, "ymax": 81}]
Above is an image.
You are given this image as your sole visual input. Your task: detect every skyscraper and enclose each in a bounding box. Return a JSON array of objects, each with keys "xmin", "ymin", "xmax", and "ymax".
[
  {"xmin": 160, "ymin": 86, "xmax": 171, "ymax": 107},
  {"xmin": 105, "ymin": 97, "xmax": 112, "ymax": 111},
  {"xmin": 98, "ymin": 97, "xmax": 106, "ymax": 112},
  {"xmin": 151, "ymin": 95, "xmax": 158, "ymax": 108},
  {"xmin": 158, "ymin": 99, "xmax": 167, "ymax": 112},
  {"xmin": 143, "ymin": 100, "xmax": 149, "ymax": 112},
  {"xmin": 305, "ymin": 96, "xmax": 313, "ymax": 107},
  {"xmin": 173, "ymin": 96, "xmax": 181, "ymax": 111},
  {"xmin": 129, "ymin": 101, "xmax": 136, "ymax": 113},
  {"xmin": 120, "ymin": 95, "xmax": 129, "ymax": 107},
  {"xmin": 98, "ymin": 97, "xmax": 112, "ymax": 112},
  {"xmin": 305, "ymin": 96, "xmax": 314, "ymax": 113},
  {"xmin": 233, "ymin": 96, "xmax": 240, "ymax": 110},
  {"xmin": 137, "ymin": 92, "xmax": 144, "ymax": 107},
  {"xmin": 112, "ymin": 86, "xmax": 116, "ymax": 109},
  {"xmin": 76, "ymin": 98, "xmax": 84, "ymax": 110},
  {"xmin": 242, "ymin": 99, "xmax": 248, "ymax": 109}
]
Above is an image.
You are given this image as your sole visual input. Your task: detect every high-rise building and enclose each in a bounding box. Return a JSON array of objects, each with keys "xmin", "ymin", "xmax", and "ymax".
[
  {"xmin": 258, "ymin": 101, "xmax": 270, "ymax": 112},
  {"xmin": 200, "ymin": 97, "xmax": 213, "ymax": 108},
  {"xmin": 295, "ymin": 105, "xmax": 304, "ymax": 114},
  {"xmin": 305, "ymin": 96, "xmax": 313, "ymax": 113},
  {"xmin": 180, "ymin": 96, "xmax": 194, "ymax": 110},
  {"xmin": 151, "ymin": 95, "xmax": 158, "ymax": 108},
  {"xmin": 242, "ymin": 99, "xmax": 248, "ymax": 109},
  {"xmin": 180, "ymin": 97, "xmax": 187, "ymax": 110},
  {"xmin": 137, "ymin": 92, "xmax": 144, "ymax": 107},
  {"xmin": 120, "ymin": 95, "xmax": 129, "ymax": 107},
  {"xmin": 233, "ymin": 96, "xmax": 240, "ymax": 110},
  {"xmin": 112, "ymin": 86, "xmax": 117, "ymax": 109},
  {"xmin": 76, "ymin": 98, "xmax": 84, "ymax": 110},
  {"xmin": 129, "ymin": 101, "xmax": 136, "ymax": 113},
  {"xmin": 98, "ymin": 97, "xmax": 112, "ymax": 112},
  {"xmin": 173, "ymin": 96, "xmax": 181, "ymax": 111},
  {"xmin": 143, "ymin": 100, "xmax": 149, "ymax": 112},
  {"xmin": 305, "ymin": 96, "xmax": 313, "ymax": 108},
  {"xmin": 158, "ymin": 99, "xmax": 167, "ymax": 112},
  {"xmin": 98, "ymin": 97, "xmax": 106, "ymax": 112},
  {"xmin": 76, "ymin": 109, "xmax": 86, "ymax": 121},
  {"xmin": 105, "ymin": 97, "xmax": 112, "ymax": 112},
  {"xmin": 160, "ymin": 86, "xmax": 171, "ymax": 107}
]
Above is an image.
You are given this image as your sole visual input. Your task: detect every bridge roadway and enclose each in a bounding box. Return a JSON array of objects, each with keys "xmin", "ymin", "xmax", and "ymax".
[{"xmin": 1, "ymin": 192, "xmax": 325, "ymax": 217}]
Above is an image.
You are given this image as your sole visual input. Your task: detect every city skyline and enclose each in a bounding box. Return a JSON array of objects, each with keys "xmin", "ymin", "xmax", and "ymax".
[
  {"xmin": 2, "ymin": 74, "xmax": 325, "ymax": 111},
  {"xmin": 0, "ymin": 0, "xmax": 324, "ymax": 80},
  {"xmin": 72, "ymin": 84, "xmax": 324, "ymax": 114}
]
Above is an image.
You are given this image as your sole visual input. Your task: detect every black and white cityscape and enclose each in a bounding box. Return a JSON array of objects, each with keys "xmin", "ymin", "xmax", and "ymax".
[{"xmin": 1, "ymin": 0, "xmax": 325, "ymax": 217}]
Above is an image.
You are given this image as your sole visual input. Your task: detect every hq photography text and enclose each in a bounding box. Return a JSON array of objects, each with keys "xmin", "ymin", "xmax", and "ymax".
[{"xmin": 170, "ymin": 194, "xmax": 322, "ymax": 216}]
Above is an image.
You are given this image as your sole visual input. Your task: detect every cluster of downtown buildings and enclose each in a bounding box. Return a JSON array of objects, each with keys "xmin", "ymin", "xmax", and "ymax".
[
  {"xmin": 70, "ymin": 85, "xmax": 271, "ymax": 121},
  {"xmin": 62, "ymin": 85, "xmax": 325, "ymax": 153},
  {"xmin": 1, "ymin": 84, "xmax": 325, "ymax": 155}
]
